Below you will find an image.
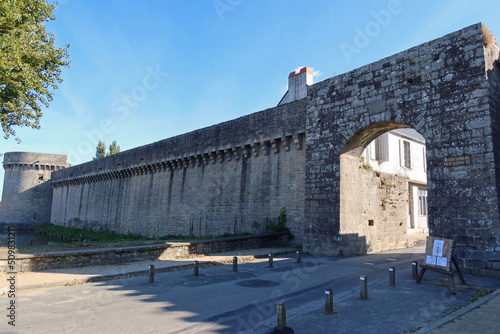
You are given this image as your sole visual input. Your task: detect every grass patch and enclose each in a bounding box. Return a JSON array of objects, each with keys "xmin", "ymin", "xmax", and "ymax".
[
  {"xmin": 265, "ymin": 208, "xmax": 294, "ymax": 240},
  {"xmin": 444, "ymin": 289, "xmax": 496, "ymax": 316},
  {"xmin": 35, "ymin": 222, "xmax": 146, "ymax": 242},
  {"xmin": 36, "ymin": 223, "xmax": 253, "ymax": 243},
  {"xmin": 472, "ymin": 289, "xmax": 495, "ymax": 302},
  {"xmin": 0, "ymin": 223, "xmax": 257, "ymax": 254},
  {"xmin": 0, "ymin": 223, "xmax": 158, "ymax": 253},
  {"xmin": 0, "ymin": 239, "xmax": 175, "ymax": 254},
  {"xmin": 159, "ymin": 232, "xmax": 252, "ymax": 241}
]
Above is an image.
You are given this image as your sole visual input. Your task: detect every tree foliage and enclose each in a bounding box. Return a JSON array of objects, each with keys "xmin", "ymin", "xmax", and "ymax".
[
  {"xmin": 107, "ymin": 140, "xmax": 120, "ymax": 156},
  {"xmin": 0, "ymin": 0, "xmax": 70, "ymax": 141},
  {"xmin": 94, "ymin": 140, "xmax": 106, "ymax": 160},
  {"xmin": 94, "ymin": 140, "xmax": 120, "ymax": 159}
]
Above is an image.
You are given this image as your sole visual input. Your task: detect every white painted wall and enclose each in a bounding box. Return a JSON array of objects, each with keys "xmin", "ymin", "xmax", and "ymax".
[
  {"xmin": 363, "ymin": 129, "xmax": 428, "ymax": 230},
  {"xmin": 363, "ymin": 129, "xmax": 427, "ymax": 182}
]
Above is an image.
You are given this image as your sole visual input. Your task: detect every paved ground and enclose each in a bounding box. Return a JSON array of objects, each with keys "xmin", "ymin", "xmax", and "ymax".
[
  {"xmin": 0, "ymin": 247, "xmax": 294, "ymax": 290},
  {"xmin": 1, "ymin": 243, "xmax": 499, "ymax": 333}
]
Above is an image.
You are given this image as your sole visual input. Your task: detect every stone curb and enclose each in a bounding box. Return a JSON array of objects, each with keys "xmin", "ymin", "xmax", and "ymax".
[
  {"xmin": 8, "ymin": 250, "xmax": 296, "ymax": 291},
  {"xmin": 419, "ymin": 289, "xmax": 500, "ymax": 333},
  {"xmin": 249, "ymin": 250, "xmax": 297, "ymax": 259},
  {"xmin": 15, "ymin": 261, "xmax": 219, "ymax": 290}
]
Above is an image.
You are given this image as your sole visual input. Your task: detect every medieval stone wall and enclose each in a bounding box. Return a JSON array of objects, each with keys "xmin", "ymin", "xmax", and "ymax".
[
  {"xmin": 303, "ymin": 23, "xmax": 500, "ymax": 270},
  {"xmin": 51, "ymin": 100, "xmax": 307, "ymax": 241},
  {"xmin": 40, "ymin": 23, "xmax": 500, "ymax": 271}
]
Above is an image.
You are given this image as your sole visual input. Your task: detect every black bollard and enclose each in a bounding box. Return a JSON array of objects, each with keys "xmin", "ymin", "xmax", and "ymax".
[
  {"xmin": 268, "ymin": 253, "xmax": 274, "ymax": 268},
  {"xmin": 389, "ymin": 267, "xmax": 396, "ymax": 287},
  {"xmin": 325, "ymin": 289, "xmax": 336, "ymax": 315},
  {"xmin": 276, "ymin": 304, "xmax": 286, "ymax": 331},
  {"xmin": 193, "ymin": 260, "xmax": 199, "ymax": 276},
  {"xmin": 412, "ymin": 261, "xmax": 419, "ymax": 280},
  {"xmin": 360, "ymin": 276, "xmax": 368, "ymax": 299},
  {"xmin": 233, "ymin": 256, "xmax": 238, "ymax": 272},
  {"xmin": 297, "ymin": 250, "xmax": 302, "ymax": 264},
  {"xmin": 148, "ymin": 264, "xmax": 155, "ymax": 284}
]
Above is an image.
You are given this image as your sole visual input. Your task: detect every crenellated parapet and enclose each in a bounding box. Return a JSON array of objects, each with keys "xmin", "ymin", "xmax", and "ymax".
[
  {"xmin": 51, "ymin": 131, "xmax": 305, "ymax": 188},
  {"xmin": 3, "ymin": 163, "xmax": 66, "ymax": 172},
  {"xmin": 2, "ymin": 152, "xmax": 67, "ymax": 170},
  {"xmin": 51, "ymin": 97, "xmax": 307, "ymax": 187}
]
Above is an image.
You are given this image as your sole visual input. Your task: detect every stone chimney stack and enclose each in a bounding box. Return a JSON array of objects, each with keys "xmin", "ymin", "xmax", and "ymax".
[{"xmin": 278, "ymin": 67, "xmax": 313, "ymax": 105}]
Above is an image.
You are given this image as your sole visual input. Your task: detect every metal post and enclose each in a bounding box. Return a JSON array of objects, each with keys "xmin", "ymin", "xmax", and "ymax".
[
  {"xmin": 297, "ymin": 250, "xmax": 302, "ymax": 264},
  {"xmin": 412, "ymin": 261, "xmax": 418, "ymax": 280},
  {"xmin": 268, "ymin": 253, "xmax": 274, "ymax": 268},
  {"xmin": 233, "ymin": 256, "xmax": 238, "ymax": 272},
  {"xmin": 325, "ymin": 289, "xmax": 334, "ymax": 315},
  {"xmin": 148, "ymin": 264, "xmax": 155, "ymax": 284},
  {"xmin": 193, "ymin": 260, "xmax": 199, "ymax": 276},
  {"xmin": 360, "ymin": 276, "xmax": 368, "ymax": 299},
  {"xmin": 276, "ymin": 304, "xmax": 286, "ymax": 331},
  {"xmin": 389, "ymin": 267, "xmax": 396, "ymax": 287}
]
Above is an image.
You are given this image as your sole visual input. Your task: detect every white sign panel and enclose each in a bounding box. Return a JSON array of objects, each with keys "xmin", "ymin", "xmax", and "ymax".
[
  {"xmin": 437, "ymin": 257, "xmax": 448, "ymax": 267},
  {"xmin": 426, "ymin": 255, "xmax": 437, "ymax": 265},
  {"xmin": 432, "ymin": 239, "xmax": 444, "ymax": 257}
]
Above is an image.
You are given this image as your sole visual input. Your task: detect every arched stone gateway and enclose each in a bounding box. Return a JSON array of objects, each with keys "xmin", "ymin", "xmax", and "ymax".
[
  {"xmin": 3, "ymin": 23, "xmax": 499, "ymax": 272},
  {"xmin": 338, "ymin": 122, "xmax": 417, "ymax": 256},
  {"xmin": 303, "ymin": 23, "xmax": 500, "ymax": 271}
]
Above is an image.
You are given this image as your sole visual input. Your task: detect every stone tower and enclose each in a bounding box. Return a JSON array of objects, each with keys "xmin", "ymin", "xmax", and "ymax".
[{"xmin": 0, "ymin": 152, "xmax": 67, "ymax": 226}]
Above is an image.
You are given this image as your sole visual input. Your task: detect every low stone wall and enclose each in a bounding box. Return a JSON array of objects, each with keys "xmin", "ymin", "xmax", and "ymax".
[{"xmin": 0, "ymin": 232, "xmax": 290, "ymax": 272}]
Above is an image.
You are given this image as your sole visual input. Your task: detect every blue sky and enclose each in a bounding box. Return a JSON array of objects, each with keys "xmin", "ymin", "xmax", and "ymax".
[{"xmin": 1, "ymin": 0, "xmax": 500, "ymax": 197}]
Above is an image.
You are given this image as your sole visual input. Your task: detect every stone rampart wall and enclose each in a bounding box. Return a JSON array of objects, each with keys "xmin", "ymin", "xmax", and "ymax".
[{"xmin": 51, "ymin": 100, "xmax": 306, "ymax": 241}]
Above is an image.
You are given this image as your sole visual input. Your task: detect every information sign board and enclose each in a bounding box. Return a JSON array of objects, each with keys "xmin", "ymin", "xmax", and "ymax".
[{"xmin": 423, "ymin": 237, "xmax": 453, "ymax": 272}]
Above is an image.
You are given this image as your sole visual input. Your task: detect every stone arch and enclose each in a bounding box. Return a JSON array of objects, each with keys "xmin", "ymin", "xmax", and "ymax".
[
  {"xmin": 340, "ymin": 121, "xmax": 412, "ymax": 157},
  {"xmin": 339, "ymin": 121, "xmax": 426, "ymax": 255}
]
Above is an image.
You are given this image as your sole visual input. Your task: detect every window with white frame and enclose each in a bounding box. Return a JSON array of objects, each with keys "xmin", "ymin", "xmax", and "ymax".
[
  {"xmin": 418, "ymin": 189, "xmax": 427, "ymax": 216},
  {"xmin": 366, "ymin": 134, "xmax": 388, "ymax": 163},
  {"xmin": 408, "ymin": 188, "xmax": 412, "ymax": 216},
  {"xmin": 374, "ymin": 137, "xmax": 381, "ymax": 162},
  {"xmin": 402, "ymin": 140, "xmax": 411, "ymax": 169}
]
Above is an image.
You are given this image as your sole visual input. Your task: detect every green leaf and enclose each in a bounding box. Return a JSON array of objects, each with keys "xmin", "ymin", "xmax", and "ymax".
[{"xmin": 0, "ymin": 0, "xmax": 70, "ymax": 142}]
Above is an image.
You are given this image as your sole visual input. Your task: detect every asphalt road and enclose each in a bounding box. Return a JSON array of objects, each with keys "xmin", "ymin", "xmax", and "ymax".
[{"xmin": 2, "ymin": 245, "xmax": 499, "ymax": 334}]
